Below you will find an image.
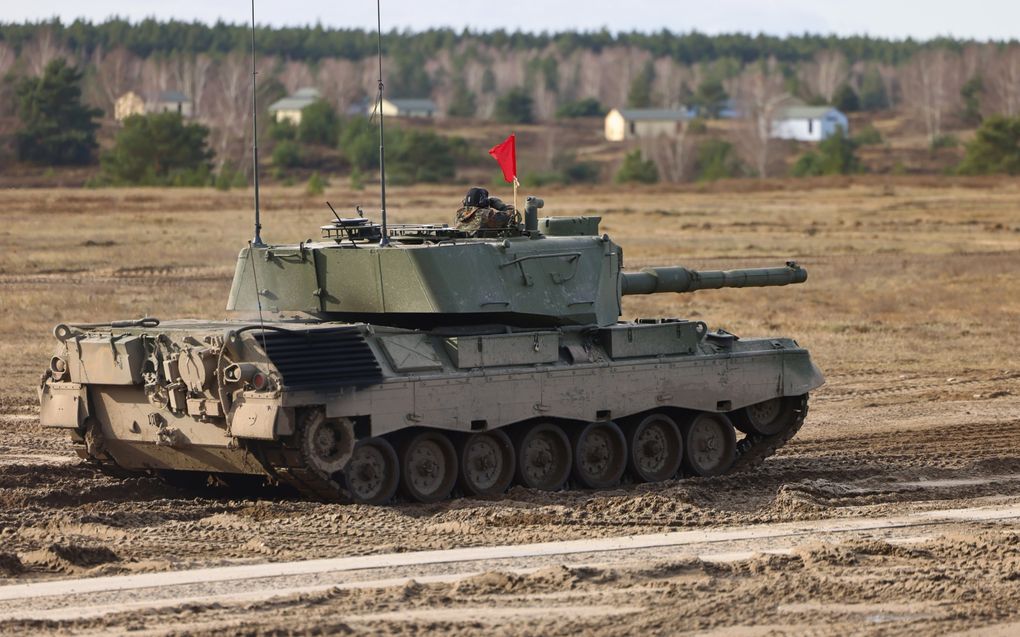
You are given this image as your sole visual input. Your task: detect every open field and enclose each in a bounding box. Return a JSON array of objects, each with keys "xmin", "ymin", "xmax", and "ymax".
[{"xmin": 1, "ymin": 177, "xmax": 1019, "ymax": 635}]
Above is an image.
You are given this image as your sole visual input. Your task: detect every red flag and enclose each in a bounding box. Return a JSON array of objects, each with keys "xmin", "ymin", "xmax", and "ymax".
[{"xmin": 488, "ymin": 134, "xmax": 517, "ymax": 183}]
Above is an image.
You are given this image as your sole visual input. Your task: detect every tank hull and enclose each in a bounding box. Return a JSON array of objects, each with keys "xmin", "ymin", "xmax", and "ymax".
[{"xmin": 40, "ymin": 317, "xmax": 822, "ymax": 501}]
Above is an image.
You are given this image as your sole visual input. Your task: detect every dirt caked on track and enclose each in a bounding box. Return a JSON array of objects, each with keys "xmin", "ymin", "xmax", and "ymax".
[{"xmin": 1, "ymin": 181, "xmax": 1019, "ymax": 635}]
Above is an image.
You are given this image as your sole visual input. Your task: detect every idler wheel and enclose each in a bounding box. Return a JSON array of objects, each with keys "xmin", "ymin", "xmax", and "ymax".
[
  {"xmin": 458, "ymin": 430, "xmax": 515, "ymax": 497},
  {"xmin": 571, "ymin": 421, "xmax": 627, "ymax": 489},
  {"xmin": 627, "ymin": 413, "xmax": 683, "ymax": 483},
  {"xmin": 343, "ymin": 437, "xmax": 399, "ymax": 505},
  {"xmin": 514, "ymin": 423, "xmax": 572, "ymax": 491},
  {"xmin": 398, "ymin": 431, "xmax": 458, "ymax": 503},
  {"xmin": 731, "ymin": 396, "xmax": 800, "ymax": 437},
  {"xmin": 300, "ymin": 410, "xmax": 355, "ymax": 479},
  {"xmin": 681, "ymin": 413, "xmax": 737, "ymax": 477}
]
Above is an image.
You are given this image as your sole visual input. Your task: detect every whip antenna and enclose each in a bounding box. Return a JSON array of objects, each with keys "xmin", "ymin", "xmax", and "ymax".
[
  {"xmin": 250, "ymin": 0, "xmax": 265, "ymax": 247},
  {"xmin": 375, "ymin": 0, "xmax": 390, "ymax": 246}
]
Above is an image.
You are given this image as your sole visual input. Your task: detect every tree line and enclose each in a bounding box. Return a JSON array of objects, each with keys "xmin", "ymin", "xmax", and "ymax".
[
  {"xmin": 1, "ymin": 19, "xmax": 1002, "ymax": 64},
  {"xmin": 4, "ymin": 20, "xmax": 1020, "ymax": 185}
]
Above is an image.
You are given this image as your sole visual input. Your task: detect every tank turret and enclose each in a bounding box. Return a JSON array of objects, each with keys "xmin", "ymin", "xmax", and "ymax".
[{"xmin": 227, "ymin": 208, "xmax": 807, "ymax": 329}]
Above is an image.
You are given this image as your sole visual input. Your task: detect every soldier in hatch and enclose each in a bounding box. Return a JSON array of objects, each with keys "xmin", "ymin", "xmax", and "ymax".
[{"xmin": 455, "ymin": 187, "xmax": 518, "ymax": 235}]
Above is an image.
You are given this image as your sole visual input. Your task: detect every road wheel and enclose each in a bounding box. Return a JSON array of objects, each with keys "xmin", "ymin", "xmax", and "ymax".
[
  {"xmin": 731, "ymin": 396, "xmax": 800, "ymax": 436},
  {"xmin": 299, "ymin": 410, "xmax": 355, "ymax": 480},
  {"xmin": 682, "ymin": 413, "xmax": 737, "ymax": 477},
  {"xmin": 398, "ymin": 431, "xmax": 458, "ymax": 503},
  {"xmin": 571, "ymin": 421, "xmax": 627, "ymax": 489},
  {"xmin": 514, "ymin": 423, "xmax": 572, "ymax": 491},
  {"xmin": 343, "ymin": 437, "xmax": 399, "ymax": 505},
  {"xmin": 458, "ymin": 430, "xmax": 515, "ymax": 497},
  {"xmin": 627, "ymin": 413, "xmax": 683, "ymax": 483}
]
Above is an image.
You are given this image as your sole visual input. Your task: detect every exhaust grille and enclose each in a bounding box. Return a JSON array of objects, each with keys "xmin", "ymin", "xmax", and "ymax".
[{"xmin": 256, "ymin": 327, "xmax": 383, "ymax": 390}]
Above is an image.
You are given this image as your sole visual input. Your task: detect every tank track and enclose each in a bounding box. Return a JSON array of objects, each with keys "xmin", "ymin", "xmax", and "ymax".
[
  {"xmin": 256, "ymin": 440, "xmax": 351, "ymax": 503},
  {"xmin": 251, "ymin": 394, "xmax": 811, "ymax": 503},
  {"xmin": 731, "ymin": 394, "xmax": 809, "ymax": 472},
  {"xmin": 74, "ymin": 395, "xmax": 809, "ymax": 502}
]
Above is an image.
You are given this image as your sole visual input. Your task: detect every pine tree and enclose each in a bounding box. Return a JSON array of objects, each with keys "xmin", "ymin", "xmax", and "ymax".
[
  {"xmin": 15, "ymin": 58, "xmax": 102, "ymax": 165},
  {"xmin": 627, "ymin": 61, "xmax": 655, "ymax": 108}
]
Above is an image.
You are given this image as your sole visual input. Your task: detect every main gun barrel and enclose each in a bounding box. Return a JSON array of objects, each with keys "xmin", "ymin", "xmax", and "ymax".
[{"xmin": 620, "ymin": 262, "xmax": 807, "ymax": 295}]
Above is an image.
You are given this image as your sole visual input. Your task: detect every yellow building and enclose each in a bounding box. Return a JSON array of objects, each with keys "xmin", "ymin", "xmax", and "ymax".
[
  {"xmin": 604, "ymin": 108, "xmax": 689, "ymax": 142},
  {"xmin": 268, "ymin": 88, "xmax": 321, "ymax": 125},
  {"xmin": 114, "ymin": 91, "xmax": 145, "ymax": 122}
]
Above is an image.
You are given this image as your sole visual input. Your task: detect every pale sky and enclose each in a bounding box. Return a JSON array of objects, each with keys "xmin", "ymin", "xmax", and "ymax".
[{"xmin": 5, "ymin": 1, "xmax": 1019, "ymax": 41}]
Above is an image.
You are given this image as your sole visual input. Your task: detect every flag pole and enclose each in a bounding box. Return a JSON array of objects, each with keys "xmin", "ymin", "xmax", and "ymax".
[{"xmin": 512, "ymin": 130, "xmax": 518, "ymax": 215}]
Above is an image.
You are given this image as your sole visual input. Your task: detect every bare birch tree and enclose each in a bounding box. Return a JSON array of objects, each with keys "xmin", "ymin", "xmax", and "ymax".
[
  {"xmin": 901, "ymin": 49, "xmax": 963, "ymax": 143},
  {"xmin": 733, "ymin": 59, "xmax": 789, "ymax": 178},
  {"xmin": 22, "ymin": 29, "xmax": 66, "ymax": 76},
  {"xmin": 171, "ymin": 54, "xmax": 213, "ymax": 118},
  {"xmin": 92, "ymin": 46, "xmax": 142, "ymax": 112},
  {"xmin": 317, "ymin": 57, "xmax": 365, "ymax": 112},
  {"xmin": 646, "ymin": 125, "xmax": 694, "ymax": 183},
  {"xmin": 989, "ymin": 46, "xmax": 1020, "ymax": 117},
  {"xmin": 205, "ymin": 52, "xmax": 257, "ymax": 171},
  {"xmin": 802, "ymin": 50, "xmax": 848, "ymax": 102},
  {"xmin": 279, "ymin": 60, "xmax": 315, "ymax": 94}
]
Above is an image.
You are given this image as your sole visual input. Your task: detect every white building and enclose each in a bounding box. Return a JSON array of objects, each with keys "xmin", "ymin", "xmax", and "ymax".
[
  {"xmin": 771, "ymin": 106, "xmax": 848, "ymax": 142},
  {"xmin": 381, "ymin": 98, "xmax": 437, "ymax": 118},
  {"xmin": 268, "ymin": 88, "xmax": 322, "ymax": 125},
  {"xmin": 604, "ymin": 108, "xmax": 689, "ymax": 142},
  {"xmin": 147, "ymin": 90, "xmax": 193, "ymax": 117},
  {"xmin": 349, "ymin": 97, "xmax": 437, "ymax": 118}
]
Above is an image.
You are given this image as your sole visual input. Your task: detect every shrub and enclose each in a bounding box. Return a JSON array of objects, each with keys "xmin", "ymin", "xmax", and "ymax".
[
  {"xmin": 350, "ymin": 166, "xmax": 365, "ymax": 190},
  {"xmin": 340, "ymin": 117, "xmax": 467, "ymax": 183},
  {"xmin": 269, "ymin": 118, "xmax": 297, "ymax": 141},
  {"xmin": 931, "ymin": 134, "xmax": 959, "ymax": 150},
  {"xmin": 686, "ymin": 118, "xmax": 708, "ymax": 134},
  {"xmin": 214, "ymin": 164, "xmax": 248, "ymax": 191},
  {"xmin": 833, "ymin": 84, "xmax": 860, "ymax": 112},
  {"xmin": 693, "ymin": 139, "xmax": 743, "ymax": 181},
  {"xmin": 98, "ymin": 112, "xmax": 212, "ymax": 186},
  {"xmin": 447, "ymin": 79, "xmax": 477, "ymax": 118},
  {"xmin": 272, "ymin": 140, "xmax": 304, "ymax": 168},
  {"xmin": 615, "ymin": 150, "xmax": 659, "ymax": 184},
  {"xmin": 792, "ymin": 129, "xmax": 861, "ymax": 177},
  {"xmin": 555, "ymin": 98, "xmax": 606, "ymax": 118},
  {"xmin": 522, "ymin": 153, "xmax": 600, "ymax": 186},
  {"xmin": 298, "ymin": 99, "xmax": 340, "ymax": 146},
  {"xmin": 853, "ymin": 126, "xmax": 883, "ymax": 146},
  {"xmin": 389, "ymin": 129, "xmax": 459, "ymax": 183},
  {"xmin": 305, "ymin": 171, "xmax": 328, "ymax": 196},
  {"xmin": 339, "ymin": 116, "xmax": 381, "ymax": 171},
  {"xmin": 958, "ymin": 116, "xmax": 1020, "ymax": 175},
  {"xmin": 494, "ymin": 88, "xmax": 535, "ymax": 124}
]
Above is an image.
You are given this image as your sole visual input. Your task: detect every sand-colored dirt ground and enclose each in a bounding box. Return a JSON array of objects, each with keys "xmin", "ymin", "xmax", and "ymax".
[{"xmin": 1, "ymin": 178, "xmax": 1019, "ymax": 635}]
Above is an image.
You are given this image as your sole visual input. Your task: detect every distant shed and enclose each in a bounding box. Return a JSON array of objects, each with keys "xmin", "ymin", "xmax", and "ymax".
[
  {"xmin": 268, "ymin": 88, "xmax": 322, "ymax": 125},
  {"xmin": 604, "ymin": 108, "xmax": 690, "ymax": 142},
  {"xmin": 771, "ymin": 106, "xmax": 848, "ymax": 142}
]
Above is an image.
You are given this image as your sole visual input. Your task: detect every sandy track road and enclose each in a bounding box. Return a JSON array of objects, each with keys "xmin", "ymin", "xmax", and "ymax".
[{"xmin": 2, "ymin": 502, "xmax": 1020, "ymax": 633}]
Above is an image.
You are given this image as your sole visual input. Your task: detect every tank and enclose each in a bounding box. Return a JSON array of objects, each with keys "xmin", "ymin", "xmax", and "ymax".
[{"xmin": 39, "ymin": 196, "xmax": 823, "ymax": 503}]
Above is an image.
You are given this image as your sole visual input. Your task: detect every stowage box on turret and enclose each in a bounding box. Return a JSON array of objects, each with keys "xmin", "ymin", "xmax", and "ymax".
[{"xmin": 40, "ymin": 196, "xmax": 823, "ymax": 503}]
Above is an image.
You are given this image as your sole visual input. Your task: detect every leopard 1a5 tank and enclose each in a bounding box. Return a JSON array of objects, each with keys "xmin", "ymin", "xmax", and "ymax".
[{"xmin": 39, "ymin": 196, "xmax": 823, "ymax": 504}]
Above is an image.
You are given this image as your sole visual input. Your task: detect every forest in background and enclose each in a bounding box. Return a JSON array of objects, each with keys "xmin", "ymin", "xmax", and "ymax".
[{"xmin": 2, "ymin": 19, "xmax": 1020, "ymax": 184}]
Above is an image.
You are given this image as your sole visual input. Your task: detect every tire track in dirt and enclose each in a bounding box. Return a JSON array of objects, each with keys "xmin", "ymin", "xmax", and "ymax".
[{"xmin": 1, "ymin": 502, "xmax": 1019, "ymax": 621}]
